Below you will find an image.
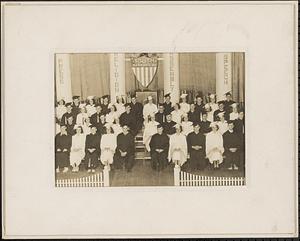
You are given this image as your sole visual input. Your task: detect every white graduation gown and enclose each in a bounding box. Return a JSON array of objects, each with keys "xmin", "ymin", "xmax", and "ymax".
[
  {"xmin": 205, "ymin": 131, "xmax": 224, "ymax": 163},
  {"xmin": 86, "ymin": 104, "xmax": 97, "ymax": 117},
  {"xmin": 217, "ymin": 121, "xmax": 229, "ymax": 135},
  {"xmin": 181, "ymin": 121, "xmax": 194, "ymax": 136},
  {"xmin": 168, "ymin": 133, "xmax": 188, "ymax": 166},
  {"xmin": 115, "ymin": 103, "xmax": 125, "ymax": 116},
  {"xmin": 70, "ymin": 134, "xmax": 86, "ymax": 166},
  {"xmin": 171, "ymin": 110, "xmax": 184, "ymax": 124},
  {"xmin": 143, "ymin": 103, "xmax": 158, "ymax": 119},
  {"xmin": 100, "ymin": 133, "xmax": 117, "ymax": 164},
  {"xmin": 106, "ymin": 112, "xmax": 119, "ymax": 124},
  {"xmin": 180, "ymin": 103, "xmax": 190, "ymax": 114},
  {"xmin": 76, "ymin": 113, "xmax": 89, "ymax": 126},
  {"xmin": 230, "ymin": 112, "xmax": 239, "ymax": 120},
  {"xmin": 143, "ymin": 121, "xmax": 159, "ymax": 152}
]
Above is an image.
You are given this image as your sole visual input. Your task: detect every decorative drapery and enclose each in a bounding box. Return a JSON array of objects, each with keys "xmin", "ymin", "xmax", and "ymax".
[{"xmin": 69, "ymin": 53, "xmax": 110, "ymax": 100}]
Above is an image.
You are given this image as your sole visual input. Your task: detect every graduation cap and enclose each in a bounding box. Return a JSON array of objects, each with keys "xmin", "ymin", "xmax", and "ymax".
[
  {"xmin": 180, "ymin": 93, "xmax": 188, "ymax": 99},
  {"xmin": 164, "ymin": 93, "xmax": 171, "ymax": 98},
  {"xmin": 209, "ymin": 122, "xmax": 219, "ymax": 128},
  {"xmin": 225, "ymin": 91, "xmax": 232, "ymax": 96},
  {"xmin": 65, "ymin": 102, "xmax": 72, "ymax": 107},
  {"xmin": 231, "ymin": 103, "xmax": 238, "ymax": 108},
  {"xmin": 72, "ymin": 95, "xmax": 80, "ymax": 100},
  {"xmin": 217, "ymin": 112, "xmax": 225, "ymax": 118}
]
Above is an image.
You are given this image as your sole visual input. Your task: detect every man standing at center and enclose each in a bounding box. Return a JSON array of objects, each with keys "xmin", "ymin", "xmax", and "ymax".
[
  {"xmin": 130, "ymin": 94, "xmax": 144, "ymax": 132},
  {"xmin": 143, "ymin": 95, "xmax": 157, "ymax": 122}
]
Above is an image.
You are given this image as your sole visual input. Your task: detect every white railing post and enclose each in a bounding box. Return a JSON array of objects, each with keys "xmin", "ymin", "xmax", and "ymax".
[
  {"xmin": 103, "ymin": 165, "xmax": 110, "ymax": 187},
  {"xmin": 174, "ymin": 164, "xmax": 180, "ymax": 186}
]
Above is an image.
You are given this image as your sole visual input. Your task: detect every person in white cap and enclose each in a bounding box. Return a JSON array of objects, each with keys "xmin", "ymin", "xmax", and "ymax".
[
  {"xmin": 143, "ymin": 95, "xmax": 158, "ymax": 121},
  {"xmin": 208, "ymin": 94, "xmax": 219, "ymax": 113},
  {"xmin": 115, "ymin": 95, "xmax": 126, "ymax": 116},
  {"xmin": 179, "ymin": 93, "xmax": 190, "ymax": 114},
  {"xmin": 85, "ymin": 96, "xmax": 97, "ymax": 117},
  {"xmin": 217, "ymin": 112, "xmax": 229, "ymax": 135},
  {"xmin": 181, "ymin": 113, "xmax": 194, "ymax": 136},
  {"xmin": 229, "ymin": 103, "xmax": 239, "ymax": 120},
  {"xmin": 171, "ymin": 103, "xmax": 184, "ymax": 124},
  {"xmin": 143, "ymin": 114, "xmax": 159, "ymax": 152},
  {"xmin": 70, "ymin": 125, "xmax": 86, "ymax": 172},
  {"xmin": 205, "ymin": 122, "xmax": 224, "ymax": 169},
  {"xmin": 76, "ymin": 106, "xmax": 88, "ymax": 126},
  {"xmin": 168, "ymin": 124, "xmax": 188, "ymax": 167},
  {"xmin": 105, "ymin": 104, "xmax": 119, "ymax": 124},
  {"xmin": 100, "ymin": 123, "xmax": 117, "ymax": 170}
]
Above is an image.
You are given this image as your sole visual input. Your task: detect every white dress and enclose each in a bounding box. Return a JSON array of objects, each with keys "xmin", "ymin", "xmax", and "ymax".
[
  {"xmin": 217, "ymin": 121, "xmax": 229, "ymax": 135},
  {"xmin": 171, "ymin": 110, "xmax": 184, "ymax": 124},
  {"xmin": 143, "ymin": 121, "xmax": 159, "ymax": 152},
  {"xmin": 100, "ymin": 133, "xmax": 117, "ymax": 164},
  {"xmin": 56, "ymin": 105, "xmax": 67, "ymax": 121},
  {"xmin": 112, "ymin": 123, "xmax": 123, "ymax": 136},
  {"xmin": 106, "ymin": 112, "xmax": 119, "ymax": 124},
  {"xmin": 143, "ymin": 103, "xmax": 158, "ymax": 119},
  {"xmin": 180, "ymin": 103, "xmax": 190, "ymax": 114},
  {"xmin": 205, "ymin": 131, "xmax": 224, "ymax": 164},
  {"xmin": 70, "ymin": 134, "xmax": 86, "ymax": 166},
  {"xmin": 230, "ymin": 112, "xmax": 239, "ymax": 120},
  {"xmin": 115, "ymin": 103, "xmax": 125, "ymax": 116},
  {"xmin": 86, "ymin": 104, "xmax": 97, "ymax": 117},
  {"xmin": 181, "ymin": 121, "xmax": 194, "ymax": 136},
  {"xmin": 168, "ymin": 133, "xmax": 188, "ymax": 166},
  {"xmin": 76, "ymin": 113, "xmax": 89, "ymax": 126}
]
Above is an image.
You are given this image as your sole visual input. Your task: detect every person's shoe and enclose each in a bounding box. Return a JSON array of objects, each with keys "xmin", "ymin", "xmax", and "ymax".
[
  {"xmin": 234, "ymin": 165, "xmax": 239, "ymax": 170},
  {"xmin": 56, "ymin": 168, "xmax": 60, "ymax": 173},
  {"xmin": 228, "ymin": 166, "xmax": 233, "ymax": 170},
  {"xmin": 63, "ymin": 167, "xmax": 68, "ymax": 173},
  {"xmin": 87, "ymin": 169, "xmax": 91, "ymax": 173},
  {"xmin": 92, "ymin": 169, "xmax": 95, "ymax": 173}
]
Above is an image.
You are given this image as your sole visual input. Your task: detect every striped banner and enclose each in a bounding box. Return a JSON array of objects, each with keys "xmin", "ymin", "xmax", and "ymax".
[{"xmin": 131, "ymin": 55, "xmax": 158, "ymax": 88}]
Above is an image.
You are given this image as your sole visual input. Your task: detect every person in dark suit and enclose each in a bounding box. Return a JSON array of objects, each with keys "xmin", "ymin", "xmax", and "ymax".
[
  {"xmin": 223, "ymin": 120, "xmax": 240, "ymax": 170},
  {"xmin": 84, "ymin": 125, "xmax": 101, "ymax": 173},
  {"xmin": 130, "ymin": 94, "xmax": 144, "ymax": 131},
  {"xmin": 114, "ymin": 125, "xmax": 135, "ymax": 172},
  {"xmin": 194, "ymin": 94, "xmax": 205, "ymax": 118},
  {"xmin": 188, "ymin": 103, "xmax": 201, "ymax": 124},
  {"xmin": 162, "ymin": 112, "xmax": 176, "ymax": 136},
  {"xmin": 119, "ymin": 103, "xmax": 137, "ymax": 136},
  {"xmin": 71, "ymin": 95, "xmax": 81, "ymax": 119},
  {"xmin": 162, "ymin": 93, "xmax": 173, "ymax": 115},
  {"xmin": 66, "ymin": 115, "xmax": 76, "ymax": 136},
  {"xmin": 213, "ymin": 101, "xmax": 229, "ymax": 121},
  {"xmin": 55, "ymin": 125, "xmax": 72, "ymax": 173},
  {"xmin": 187, "ymin": 123, "xmax": 206, "ymax": 170},
  {"xmin": 90, "ymin": 104, "xmax": 104, "ymax": 127},
  {"xmin": 101, "ymin": 95, "xmax": 110, "ymax": 115},
  {"xmin": 149, "ymin": 124, "xmax": 169, "ymax": 171},
  {"xmin": 200, "ymin": 112, "xmax": 211, "ymax": 135},
  {"xmin": 155, "ymin": 104, "xmax": 165, "ymax": 125},
  {"xmin": 61, "ymin": 102, "xmax": 74, "ymax": 126},
  {"xmin": 223, "ymin": 92, "xmax": 236, "ymax": 113}
]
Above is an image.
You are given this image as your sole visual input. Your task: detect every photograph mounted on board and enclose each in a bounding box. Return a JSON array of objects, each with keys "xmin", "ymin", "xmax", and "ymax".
[{"xmin": 54, "ymin": 52, "xmax": 245, "ymax": 187}]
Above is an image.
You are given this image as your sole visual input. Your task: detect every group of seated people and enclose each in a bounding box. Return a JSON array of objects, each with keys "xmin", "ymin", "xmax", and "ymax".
[{"xmin": 55, "ymin": 91, "xmax": 245, "ymax": 173}]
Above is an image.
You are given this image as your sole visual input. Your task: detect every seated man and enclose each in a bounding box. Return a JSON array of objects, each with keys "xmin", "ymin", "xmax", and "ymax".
[
  {"xmin": 114, "ymin": 125, "xmax": 135, "ymax": 172},
  {"xmin": 149, "ymin": 124, "xmax": 169, "ymax": 171},
  {"xmin": 187, "ymin": 123, "xmax": 206, "ymax": 171},
  {"xmin": 55, "ymin": 125, "xmax": 72, "ymax": 173},
  {"xmin": 223, "ymin": 120, "xmax": 241, "ymax": 170},
  {"xmin": 84, "ymin": 125, "xmax": 101, "ymax": 173}
]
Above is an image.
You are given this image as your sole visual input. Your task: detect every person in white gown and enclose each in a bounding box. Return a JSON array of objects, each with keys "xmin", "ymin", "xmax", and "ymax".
[
  {"xmin": 181, "ymin": 114, "xmax": 194, "ymax": 136},
  {"xmin": 112, "ymin": 117, "xmax": 123, "ymax": 136},
  {"xmin": 100, "ymin": 124, "xmax": 117, "ymax": 170},
  {"xmin": 171, "ymin": 103, "xmax": 184, "ymax": 124},
  {"xmin": 85, "ymin": 96, "xmax": 97, "ymax": 117},
  {"xmin": 56, "ymin": 99, "xmax": 67, "ymax": 122},
  {"xmin": 208, "ymin": 93, "xmax": 219, "ymax": 113},
  {"xmin": 204, "ymin": 103, "xmax": 214, "ymax": 122},
  {"xmin": 168, "ymin": 124, "xmax": 188, "ymax": 166},
  {"xmin": 217, "ymin": 112, "xmax": 229, "ymax": 135},
  {"xmin": 76, "ymin": 106, "xmax": 88, "ymax": 126},
  {"xmin": 143, "ymin": 114, "xmax": 159, "ymax": 152},
  {"xmin": 106, "ymin": 104, "xmax": 119, "ymax": 124},
  {"xmin": 229, "ymin": 103, "xmax": 239, "ymax": 120},
  {"xmin": 82, "ymin": 118, "xmax": 92, "ymax": 136},
  {"xmin": 143, "ymin": 96, "xmax": 158, "ymax": 121},
  {"xmin": 206, "ymin": 122, "xmax": 224, "ymax": 169},
  {"xmin": 179, "ymin": 93, "xmax": 190, "ymax": 114},
  {"xmin": 70, "ymin": 125, "xmax": 86, "ymax": 172},
  {"xmin": 115, "ymin": 96, "xmax": 126, "ymax": 116}
]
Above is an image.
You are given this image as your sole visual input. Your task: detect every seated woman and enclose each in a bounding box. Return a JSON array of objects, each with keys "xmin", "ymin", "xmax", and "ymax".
[
  {"xmin": 76, "ymin": 106, "xmax": 88, "ymax": 126},
  {"xmin": 143, "ymin": 114, "xmax": 159, "ymax": 152},
  {"xmin": 181, "ymin": 114, "xmax": 193, "ymax": 136},
  {"xmin": 70, "ymin": 125, "xmax": 86, "ymax": 172},
  {"xmin": 106, "ymin": 104, "xmax": 119, "ymax": 124},
  {"xmin": 206, "ymin": 122, "xmax": 224, "ymax": 169},
  {"xmin": 100, "ymin": 124, "xmax": 117, "ymax": 170},
  {"xmin": 171, "ymin": 103, "xmax": 184, "ymax": 124},
  {"xmin": 168, "ymin": 124, "xmax": 188, "ymax": 167}
]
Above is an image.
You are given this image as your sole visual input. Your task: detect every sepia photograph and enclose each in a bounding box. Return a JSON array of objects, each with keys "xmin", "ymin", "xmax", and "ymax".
[{"xmin": 55, "ymin": 52, "xmax": 245, "ymax": 187}]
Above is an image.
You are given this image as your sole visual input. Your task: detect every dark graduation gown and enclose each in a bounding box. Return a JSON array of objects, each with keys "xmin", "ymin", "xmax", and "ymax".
[
  {"xmin": 195, "ymin": 103, "xmax": 205, "ymax": 116},
  {"xmin": 149, "ymin": 133, "xmax": 169, "ymax": 170},
  {"xmin": 233, "ymin": 118, "xmax": 245, "ymax": 167},
  {"xmin": 101, "ymin": 104, "xmax": 110, "ymax": 115},
  {"xmin": 163, "ymin": 102, "xmax": 173, "ymax": 115},
  {"xmin": 71, "ymin": 103, "xmax": 80, "ymax": 119},
  {"xmin": 66, "ymin": 123, "xmax": 75, "ymax": 136},
  {"xmin": 200, "ymin": 120, "xmax": 211, "ymax": 134},
  {"xmin": 114, "ymin": 132, "xmax": 135, "ymax": 171},
  {"xmin": 163, "ymin": 120, "xmax": 176, "ymax": 135},
  {"xmin": 223, "ymin": 130, "xmax": 240, "ymax": 167},
  {"xmin": 60, "ymin": 112, "xmax": 74, "ymax": 126},
  {"xmin": 55, "ymin": 133, "xmax": 72, "ymax": 168},
  {"xmin": 187, "ymin": 132, "xmax": 206, "ymax": 170},
  {"xmin": 84, "ymin": 133, "xmax": 101, "ymax": 169},
  {"xmin": 90, "ymin": 112, "xmax": 105, "ymax": 134},
  {"xmin": 155, "ymin": 112, "xmax": 165, "ymax": 125},
  {"xmin": 130, "ymin": 102, "xmax": 144, "ymax": 130},
  {"xmin": 223, "ymin": 100, "xmax": 235, "ymax": 113},
  {"xmin": 119, "ymin": 111, "xmax": 137, "ymax": 135},
  {"xmin": 188, "ymin": 110, "xmax": 200, "ymax": 123}
]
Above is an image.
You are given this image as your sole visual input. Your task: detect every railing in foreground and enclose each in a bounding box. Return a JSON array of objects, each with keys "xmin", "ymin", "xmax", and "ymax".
[
  {"xmin": 174, "ymin": 165, "xmax": 245, "ymax": 186},
  {"xmin": 56, "ymin": 166, "xmax": 110, "ymax": 187}
]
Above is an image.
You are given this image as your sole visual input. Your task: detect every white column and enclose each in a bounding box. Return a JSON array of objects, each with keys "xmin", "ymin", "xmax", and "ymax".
[
  {"xmin": 216, "ymin": 53, "xmax": 232, "ymax": 102},
  {"xmin": 163, "ymin": 53, "xmax": 180, "ymax": 104},
  {"xmin": 55, "ymin": 54, "xmax": 72, "ymax": 103},
  {"xmin": 109, "ymin": 53, "xmax": 126, "ymax": 103}
]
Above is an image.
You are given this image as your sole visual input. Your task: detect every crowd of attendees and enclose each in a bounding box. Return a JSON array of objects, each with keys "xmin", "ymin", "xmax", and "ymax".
[{"xmin": 55, "ymin": 92, "xmax": 245, "ymax": 173}]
